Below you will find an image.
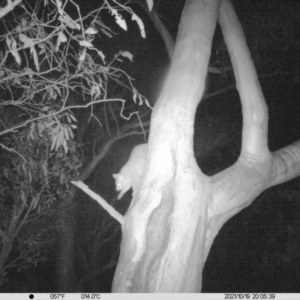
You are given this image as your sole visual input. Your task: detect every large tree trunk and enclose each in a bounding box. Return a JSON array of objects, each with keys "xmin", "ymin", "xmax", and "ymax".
[
  {"xmin": 112, "ymin": 0, "xmax": 220, "ymax": 292},
  {"xmin": 112, "ymin": 0, "xmax": 300, "ymax": 292}
]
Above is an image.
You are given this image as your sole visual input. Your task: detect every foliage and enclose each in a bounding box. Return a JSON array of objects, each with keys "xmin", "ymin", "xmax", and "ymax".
[
  {"xmin": 0, "ymin": 0, "xmax": 149, "ymax": 285},
  {"xmin": 0, "ymin": 117, "xmax": 81, "ymax": 285},
  {"xmin": 0, "ymin": 0, "xmax": 148, "ymax": 154}
]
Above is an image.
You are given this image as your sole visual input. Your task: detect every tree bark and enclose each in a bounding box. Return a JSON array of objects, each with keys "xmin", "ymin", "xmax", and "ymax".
[
  {"xmin": 112, "ymin": 0, "xmax": 300, "ymax": 292},
  {"xmin": 112, "ymin": 0, "xmax": 220, "ymax": 292}
]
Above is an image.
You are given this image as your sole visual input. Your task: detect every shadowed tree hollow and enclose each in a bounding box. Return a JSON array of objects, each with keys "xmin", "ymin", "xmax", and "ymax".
[{"xmin": 108, "ymin": 0, "xmax": 300, "ymax": 292}]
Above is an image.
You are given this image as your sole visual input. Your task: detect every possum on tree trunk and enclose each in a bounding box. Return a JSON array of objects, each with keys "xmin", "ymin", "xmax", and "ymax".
[{"xmin": 113, "ymin": 143, "xmax": 148, "ymax": 200}]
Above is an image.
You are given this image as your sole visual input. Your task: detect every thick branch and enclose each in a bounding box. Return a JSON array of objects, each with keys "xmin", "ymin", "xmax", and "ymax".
[
  {"xmin": 219, "ymin": 0, "xmax": 269, "ymax": 161},
  {"xmin": 270, "ymin": 140, "xmax": 300, "ymax": 187},
  {"xmin": 0, "ymin": 0, "xmax": 22, "ymax": 19},
  {"xmin": 207, "ymin": 0, "xmax": 300, "ymax": 252}
]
